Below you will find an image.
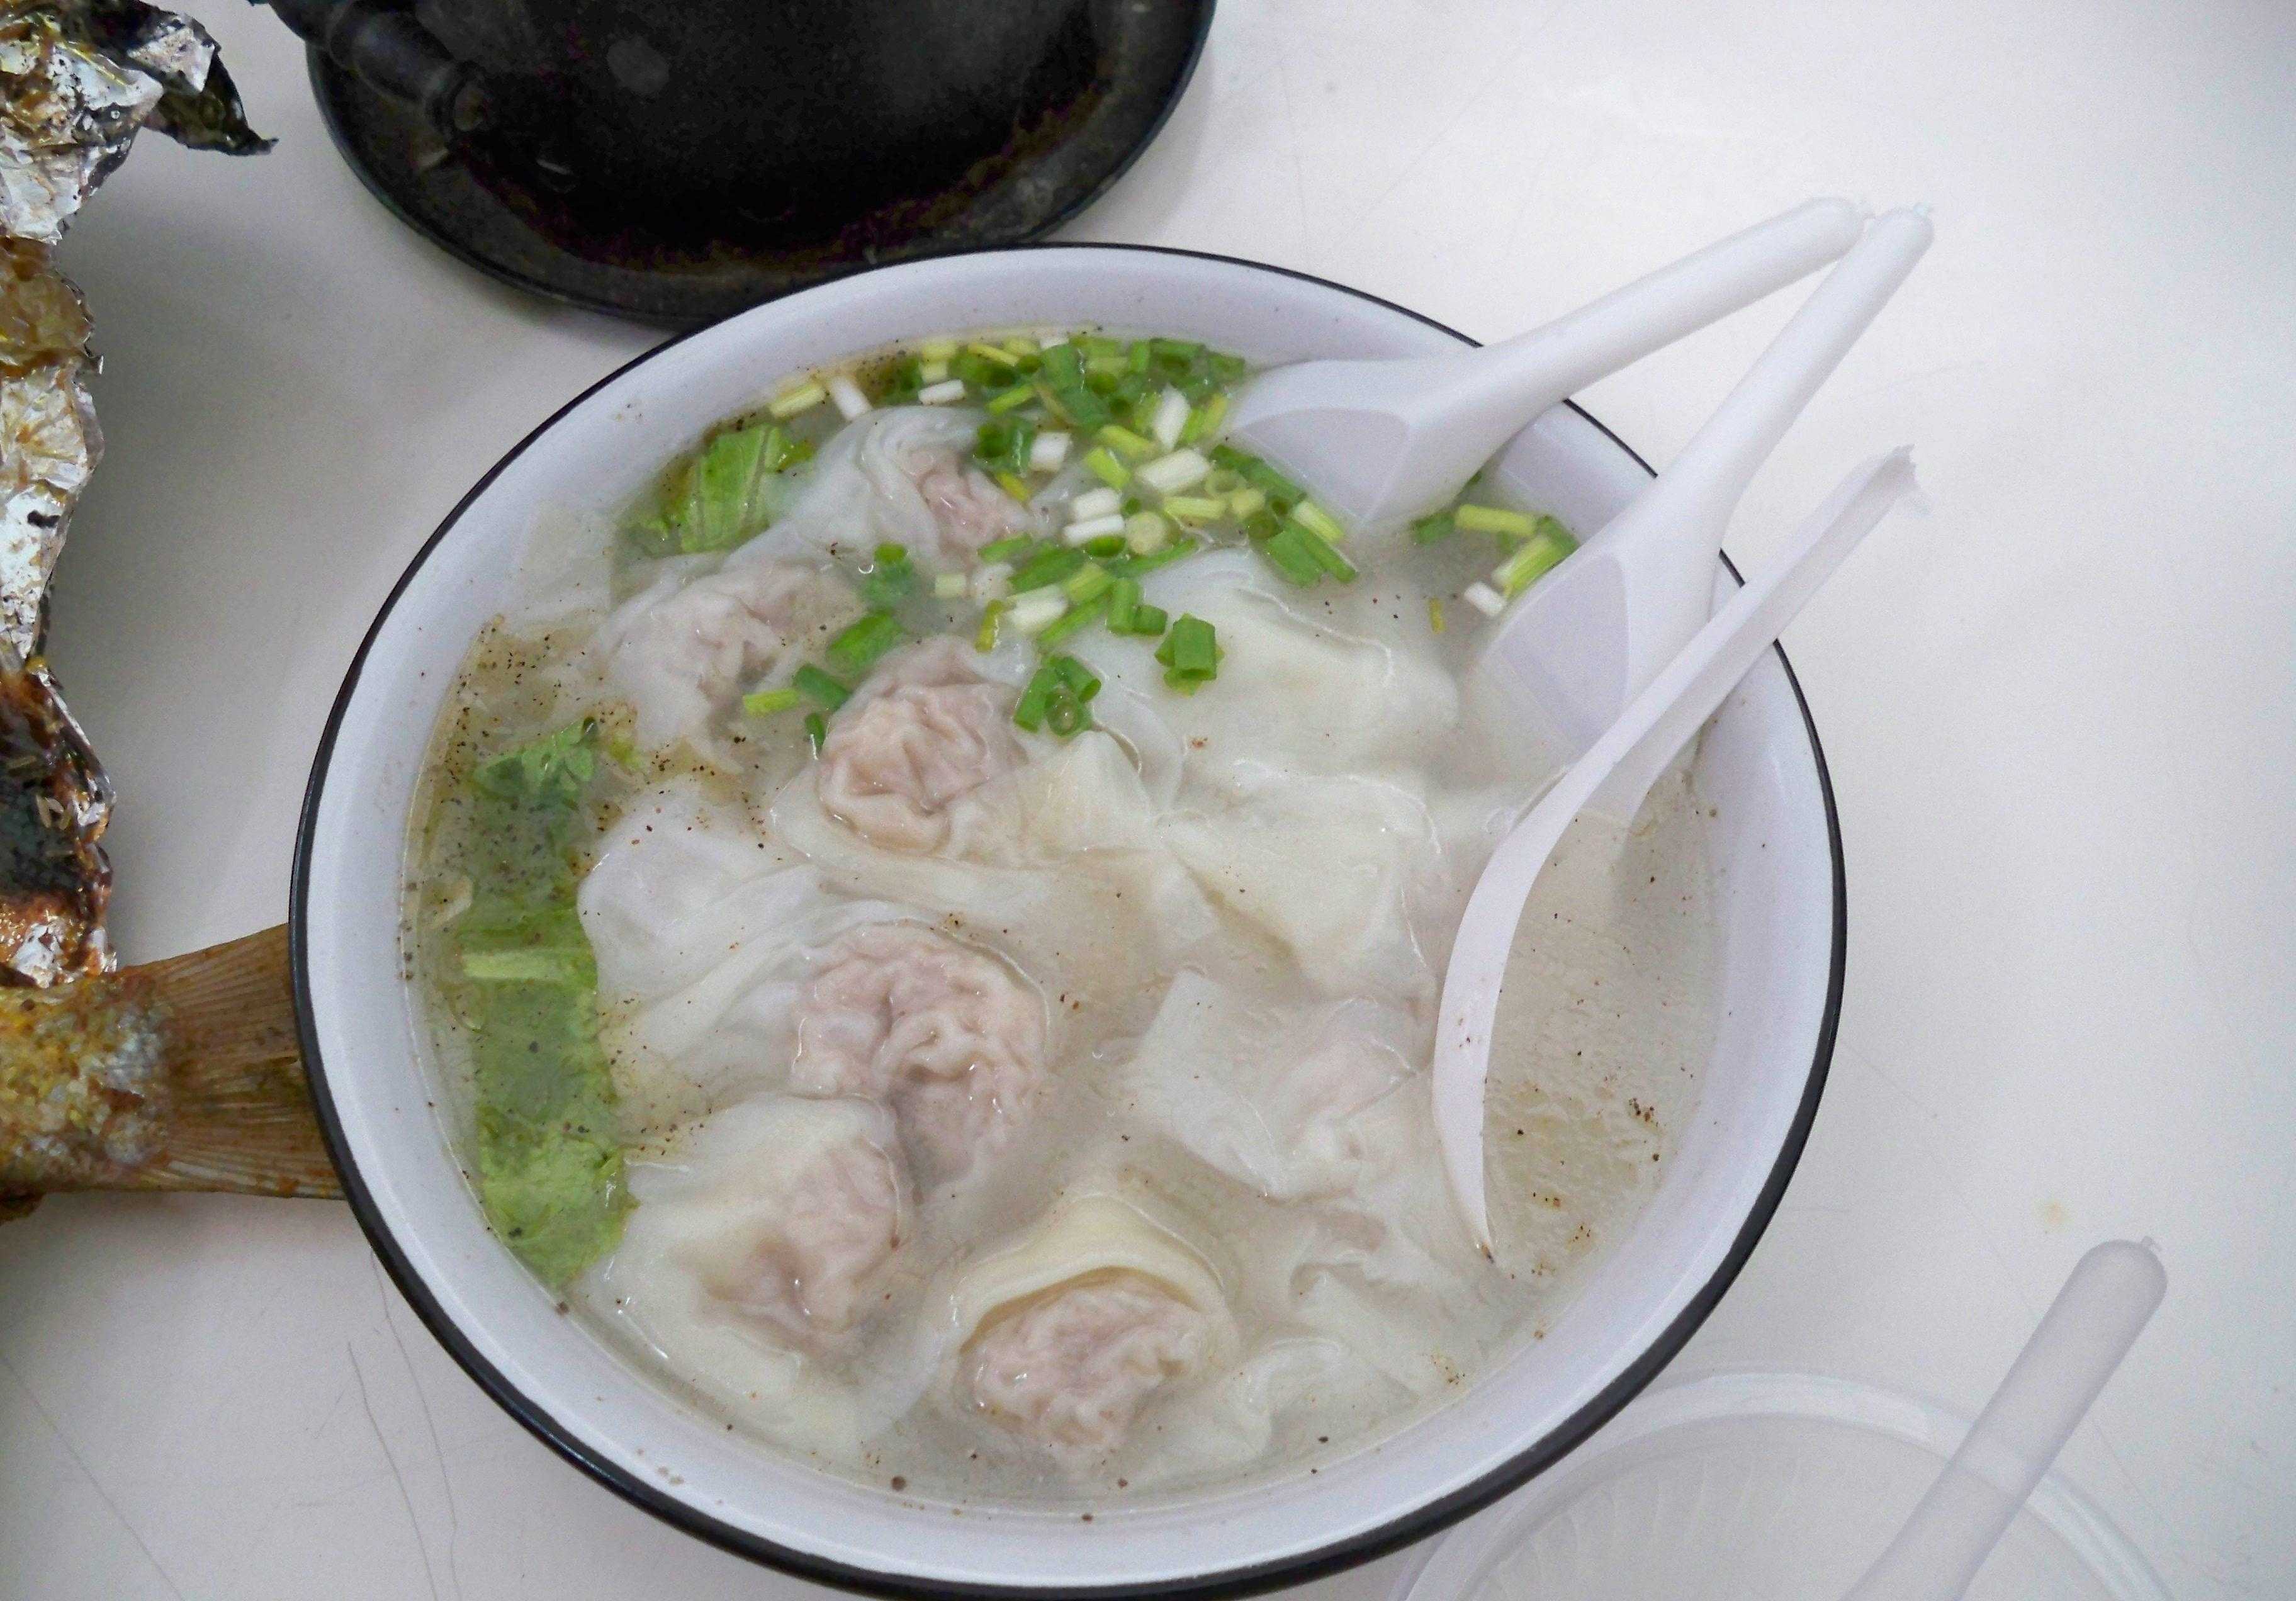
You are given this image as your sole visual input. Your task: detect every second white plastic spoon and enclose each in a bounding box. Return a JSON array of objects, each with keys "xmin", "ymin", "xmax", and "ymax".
[{"xmin": 1433, "ymin": 449, "xmax": 1919, "ymax": 1251}]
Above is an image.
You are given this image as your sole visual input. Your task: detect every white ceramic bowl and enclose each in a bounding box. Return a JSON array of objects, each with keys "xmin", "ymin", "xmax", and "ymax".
[{"xmin": 293, "ymin": 246, "xmax": 1844, "ymax": 1597}]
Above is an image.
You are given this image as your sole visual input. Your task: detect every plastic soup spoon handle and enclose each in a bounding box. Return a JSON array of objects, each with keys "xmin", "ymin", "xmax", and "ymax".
[
  {"xmin": 1483, "ymin": 208, "xmax": 1933, "ymax": 759},
  {"xmin": 1223, "ymin": 198, "xmax": 1865, "ymax": 527},
  {"xmin": 1844, "ymin": 1240, "xmax": 2168, "ymax": 1601},
  {"xmin": 1432, "ymin": 449, "xmax": 1918, "ymax": 1251}
]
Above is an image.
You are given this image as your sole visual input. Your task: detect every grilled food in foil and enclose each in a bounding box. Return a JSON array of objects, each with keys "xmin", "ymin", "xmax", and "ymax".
[{"xmin": 0, "ymin": 1, "xmax": 264, "ymax": 996}]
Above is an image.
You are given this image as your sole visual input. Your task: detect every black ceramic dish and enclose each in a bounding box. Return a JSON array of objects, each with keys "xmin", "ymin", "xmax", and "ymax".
[{"xmin": 308, "ymin": 0, "xmax": 1214, "ymax": 325}]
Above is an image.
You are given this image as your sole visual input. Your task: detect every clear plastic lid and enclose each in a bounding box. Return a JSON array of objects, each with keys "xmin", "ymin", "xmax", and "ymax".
[{"xmin": 1389, "ymin": 1371, "xmax": 2168, "ymax": 1601}]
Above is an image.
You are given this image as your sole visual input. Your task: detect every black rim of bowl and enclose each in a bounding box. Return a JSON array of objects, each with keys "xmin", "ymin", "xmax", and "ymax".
[
  {"xmin": 305, "ymin": 1, "xmax": 1217, "ymax": 329},
  {"xmin": 291, "ymin": 243, "xmax": 1847, "ymax": 1600}
]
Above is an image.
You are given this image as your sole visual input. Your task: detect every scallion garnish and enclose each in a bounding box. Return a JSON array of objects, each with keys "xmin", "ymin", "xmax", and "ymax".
[
  {"xmin": 792, "ymin": 664, "xmax": 851, "ymax": 710},
  {"xmin": 1411, "ymin": 512, "xmax": 1456, "ymax": 544},
  {"xmin": 1062, "ymin": 562, "xmax": 1113, "ymax": 606},
  {"xmin": 1083, "ymin": 447, "xmax": 1131, "ymax": 490},
  {"xmin": 1010, "ymin": 546, "xmax": 1089, "ymax": 592},
  {"xmin": 1155, "ymin": 614, "xmax": 1220, "ymax": 693},
  {"xmin": 1208, "ymin": 445, "xmax": 1304, "ymax": 512},
  {"xmin": 1428, "ymin": 597, "xmax": 1446, "ymax": 633},
  {"xmin": 1107, "ymin": 575, "xmax": 1142, "ymax": 632},
  {"xmin": 1291, "ymin": 499, "xmax": 1349, "ymax": 546},
  {"xmin": 976, "ymin": 598, "xmax": 1008, "ymax": 652},
  {"xmin": 1015, "ymin": 654, "xmax": 1099, "ymax": 736},
  {"xmin": 1181, "ymin": 391, "xmax": 1229, "ymax": 445},
  {"xmin": 1294, "ymin": 522, "xmax": 1358, "ymax": 581},
  {"xmin": 825, "ymin": 612, "xmax": 908, "ymax": 679},
  {"xmin": 1036, "ymin": 589, "xmax": 1111, "ymax": 648},
  {"xmin": 1492, "ymin": 519, "xmax": 1576, "ymax": 597},
  {"xmin": 862, "ymin": 544, "xmax": 918, "ymax": 607},
  {"xmin": 1098, "ymin": 424, "xmax": 1159, "ymax": 461},
  {"xmin": 1454, "ymin": 503, "xmax": 1536, "ymax": 539},
  {"xmin": 769, "ymin": 379, "xmax": 826, "ymax": 419},
  {"xmin": 1136, "ymin": 447, "xmax": 1212, "ymax": 496},
  {"xmin": 978, "ymin": 534, "xmax": 1038, "ymax": 565},
  {"xmin": 986, "ymin": 384, "xmax": 1035, "ymax": 415},
  {"xmin": 1255, "ymin": 524, "xmax": 1327, "ymax": 587},
  {"xmin": 742, "ymin": 685, "xmax": 803, "ymax": 717},
  {"xmin": 804, "ymin": 711, "xmax": 828, "ymax": 753},
  {"xmin": 1083, "ymin": 533, "xmax": 1128, "ymax": 559},
  {"xmin": 1131, "ymin": 602, "xmax": 1170, "ymax": 637}
]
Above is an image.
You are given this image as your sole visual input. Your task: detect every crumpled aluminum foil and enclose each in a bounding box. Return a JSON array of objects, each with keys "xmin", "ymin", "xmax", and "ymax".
[
  {"xmin": 0, "ymin": 0, "xmax": 267, "ymax": 243},
  {"xmin": 0, "ymin": 1, "xmax": 264, "ymax": 985}
]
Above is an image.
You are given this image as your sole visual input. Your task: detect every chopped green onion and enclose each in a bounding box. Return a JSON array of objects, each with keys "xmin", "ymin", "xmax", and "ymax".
[
  {"xmin": 1083, "ymin": 533, "xmax": 1128, "ymax": 559},
  {"xmin": 1028, "ymin": 431, "xmax": 1071, "ymax": 473},
  {"xmin": 1291, "ymin": 521, "xmax": 1357, "ymax": 581},
  {"xmin": 1037, "ymin": 589, "xmax": 1110, "ymax": 648},
  {"xmin": 975, "ymin": 598, "xmax": 1008, "ymax": 652},
  {"xmin": 1229, "ymin": 486, "xmax": 1267, "ymax": 520},
  {"xmin": 1292, "ymin": 499, "xmax": 1349, "ymax": 545},
  {"xmin": 1255, "ymin": 524, "xmax": 1327, "ymax": 587},
  {"xmin": 1050, "ymin": 654, "xmax": 1101, "ymax": 701},
  {"xmin": 1155, "ymin": 614, "xmax": 1220, "ymax": 692},
  {"xmin": 1107, "ymin": 575, "xmax": 1142, "ymax": 632},
  {"xmin": 1083, "ymin": 447, "xmax": 1131, "ymax": 490},
  {"xmin": 768, "ymin": 379, "xmax": 826, "ymax": 419},
  {"xmin": 995, "ymin": 471, "xmax": 1032, "ymax": 502},
  {"xmin": 920, "ymin": 337, "xmax": 960, "ymax": 361},
  {"xmin": 968, "ymin": 341, "xmax": 1019, "ymax": 368},
  {"xmin": 979, "ymin": 534, "xmax": 1038, "ymax": 565},
  {"xmin": 1062, "ymin": 562, "xmax": 1113, "ymax": 605},
  {"xmin": 1181, "ymin": 391, "xmax": 1229, "ymax": 445},
  {"xmin": 804, "ymin": 711, "xmax": 828, "ymax": 753},
  {"xmin": 1080, "ymin": 334, "xmax": 1124, "ymax": 360},
  {"xmin": 1011, "ymin": 545, "xmax": 1089, "ymax": 592},
  {"xmin": 1428, "ymin": 597, "xmax": 1446, "ymax": 634},
  {"xmin": 1106, "ymin": 534, "xmax": 1200, "ymax": 580},
  {"xmin": 828, "ymin": 373, "xmax": 870, "ymax": 420},
  {"xmin": 1137, "ymin": 448, "xmax": 1212, "ymax": 496},
  {"xmin": 1208, "ymin": 445, "xmax": 1304, "ymax": 511},
  {"xmin": 861, "ymin": 544, "xmax": 919, "ymax": 607},
  {"xmin": 792, "ymin": 664, "xmax": 851, "ymax": 710},
  {"xmin": 743, "ymin": 685, "xmax": 804, "ymax": 717},
  {"xmin": 1098, "ymin": 424, "xmax": 1159, "ymax": 461},
  {"xmin": 1040, "ymin": 342, "xmax": 1084, "ymax": 385},
  {"xmin": 1411, "ymin": 512, "xmax": 1456, "ymax": 544},
  {"xmin": 1151, "ymin": 388, "xmax": 1191, "ymax": 451},
  {"xmin": 1069, "ymin": 486, "xmax": 1123, "ymax": 522},
  {"xmin": 1492, "ymin": 522, "xmax": 1576, "ymax": 597},
  {"xmin": 1127, "ymin": 340, "xmax": 1152, "ymax": 376},
  {"xmin": 1454, "ymin": 503, "xmax": 1536, "ymax": 539},
  {"xmin": 1161, "ymin": 494, "xmax": 1225, "ymax": 524},
  {"xmin": 918, "ymin": 379, "xmax": 967, "ymax": 405},
  {"xmin": 1460, "ymin": 581, "xmax": 1506, "ymax": 618},
  {"xmin": 1008, "ymin": 589, "xmax": 1069, "ymax": 634},
  {"xmin": 933, "ymin": 571, "xmax": 969, "ymax": 599},
  {"xmin": 1064, "ymin": 512, "xmax": 1126, "ymax": 546},
  {"xmin": 986, "ymin": 384, "xmax": 1035, "ymax": 415},
  {"xmin": 1124, "ymin": 510, "xmax": 1171, "ymax": 554},
  {"xmin": 1131, "ymin": 602, "xmax": 1169, "ymax": 637}
]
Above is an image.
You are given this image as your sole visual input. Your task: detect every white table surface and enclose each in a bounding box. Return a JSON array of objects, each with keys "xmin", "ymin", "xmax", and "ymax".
[{"xmin": 5, "ymin": 1, "xmax": 2290, "ymax": 1595}]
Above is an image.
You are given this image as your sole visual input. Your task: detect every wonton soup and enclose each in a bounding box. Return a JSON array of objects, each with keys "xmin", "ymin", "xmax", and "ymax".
[{"xmin": 404, "ymin": 330, "xmax": 1718, "ymax": 1503}]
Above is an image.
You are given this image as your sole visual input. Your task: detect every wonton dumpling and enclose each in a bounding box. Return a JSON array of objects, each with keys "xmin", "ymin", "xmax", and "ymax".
[
  {"xmin": 577, "ymin": 781, "xmax": 915, "ymax": 1122},
  {"xmin": 1128, "ymin": 553, "xmax": 1461, "ymax": 785},
  {"xmin": 944, "ymin": 1192, "xmax": 1234, "ymax": 1464},
  {"xmin": 751, "ymin": 407, "xmax": 1036, "ymax": 570},
  {"xmin": 1128, "ymin": 972, "xmax": 1422, "ymax": 1201},
  {"xmin": 1161, "ymin": 765, "xmax": 1449, "ymax": 1004},
  {"xmin": 610, "ymin": 1094, "xmax": 908, "ymax": 1351},
  {"xmin": 592, "ymin": 556, "xmax": 858, "ymax": 756},
  {"xmin": 818, "ymin": 638, "xmax": 1028, "ymax": 852},
  {"xmin": 791, "ymin": 923, "xmax": 1048, "ymax": 1182}
]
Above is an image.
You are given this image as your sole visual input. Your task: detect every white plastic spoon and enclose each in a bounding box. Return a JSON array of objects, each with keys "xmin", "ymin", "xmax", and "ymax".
[
  {"xmin": 1480, "ymin": 207, "xmax": 1933, "ymax": 760},
  {"xmin": 1845, "ymin": 1239, "xmax": 2167, "ymax": 1601},
  {"xmin": 1433, "ymin": 449, "xmax": 1919, "ymax": 1250},
  {"xmin": 1224, "ymin": 197, "xmax": 1866, "ymax": 528}
]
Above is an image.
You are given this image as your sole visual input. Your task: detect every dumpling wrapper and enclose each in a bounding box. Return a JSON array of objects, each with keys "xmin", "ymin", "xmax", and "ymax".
[{"xmin": 581, "ymin": 1094, "xmax": 908, "ymax": 1458}]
